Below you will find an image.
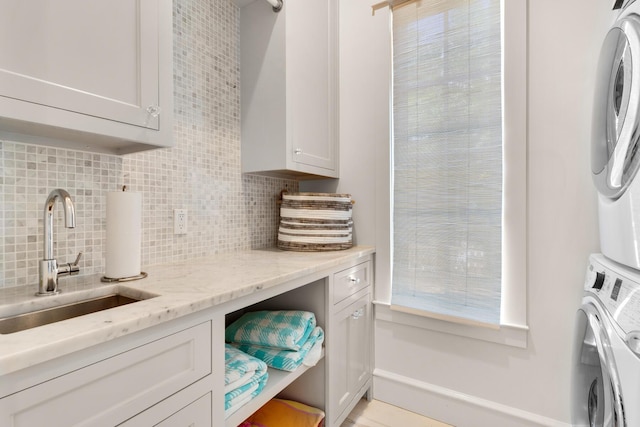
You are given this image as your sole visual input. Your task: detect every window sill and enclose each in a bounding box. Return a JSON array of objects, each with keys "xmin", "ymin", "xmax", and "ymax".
[{"xmin": 373, "ymin": 301, "xmax": 529, "ymax": 349}]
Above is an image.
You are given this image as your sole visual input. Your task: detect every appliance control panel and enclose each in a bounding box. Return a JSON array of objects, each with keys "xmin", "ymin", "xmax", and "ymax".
[{"xmin": 585, "ymin": 254, "xmax": 640, "ymax": 335}]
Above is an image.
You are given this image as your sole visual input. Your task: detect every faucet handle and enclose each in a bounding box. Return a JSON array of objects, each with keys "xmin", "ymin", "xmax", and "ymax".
[
  {"xmin": 59, "ymin": 251, "xmax": 83, "ymax": 277},
  {"xmin": 71, "ymin": 251, "xmax": 83, "ymax": 267}
]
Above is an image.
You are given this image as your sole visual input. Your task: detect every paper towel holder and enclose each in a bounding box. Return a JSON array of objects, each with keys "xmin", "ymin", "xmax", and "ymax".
[
  {"xmin": 103, "ymin": 185, "xmax": 146, "ymax": 283},
  {"xmin": 101, "ymin": 271, "xmax": 148, "ymax": 283}
]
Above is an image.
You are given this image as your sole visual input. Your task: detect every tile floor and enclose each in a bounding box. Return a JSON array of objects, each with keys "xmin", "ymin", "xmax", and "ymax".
[{"xmin": 341, "ymin": 399, "xmax": 453, "ymax": 427}]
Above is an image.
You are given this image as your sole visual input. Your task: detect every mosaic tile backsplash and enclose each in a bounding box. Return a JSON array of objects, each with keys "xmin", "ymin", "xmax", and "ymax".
[{"xmin": 0, "ymin": 0, "xmax": 298, "ymax": 288}]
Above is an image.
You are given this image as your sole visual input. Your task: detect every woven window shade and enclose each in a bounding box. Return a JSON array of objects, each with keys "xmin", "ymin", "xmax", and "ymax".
[{"xmin": 391, "ymin": 0, "xmax": 503, "ymax": 325}]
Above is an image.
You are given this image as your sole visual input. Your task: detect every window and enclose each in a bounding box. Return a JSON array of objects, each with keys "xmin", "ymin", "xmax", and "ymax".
[{"xmin": 387, "ymin": 0, "xmax": 527, "ymax": 334}]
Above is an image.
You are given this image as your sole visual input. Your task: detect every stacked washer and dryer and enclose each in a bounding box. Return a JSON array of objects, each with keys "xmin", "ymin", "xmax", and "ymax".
[{"xmin": 572, "ymin": 1, "xmax": 640, "ymax": 426}]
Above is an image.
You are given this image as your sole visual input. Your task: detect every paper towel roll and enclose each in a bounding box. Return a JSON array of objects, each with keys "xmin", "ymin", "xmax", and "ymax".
[{"xmin": 105, "ymin": 191, "xmax": 142, "ymax": 279}]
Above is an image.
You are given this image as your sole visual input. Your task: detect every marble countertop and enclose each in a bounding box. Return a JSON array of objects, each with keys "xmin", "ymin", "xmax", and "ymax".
[{"xmin": 0, "ymin": 246, "xmax": 374, "ymax": 376}]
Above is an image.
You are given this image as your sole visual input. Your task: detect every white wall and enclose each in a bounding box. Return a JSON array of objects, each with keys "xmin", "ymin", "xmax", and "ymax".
[{"xmin": 306, "ymin": 0, "xmax": 614, "ymax": 425}]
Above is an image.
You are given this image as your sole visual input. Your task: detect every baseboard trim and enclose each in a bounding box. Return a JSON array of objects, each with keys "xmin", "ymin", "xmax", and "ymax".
[{"xmin": 372, "ymin": 369, "xmax": 571, "ymax": 427}]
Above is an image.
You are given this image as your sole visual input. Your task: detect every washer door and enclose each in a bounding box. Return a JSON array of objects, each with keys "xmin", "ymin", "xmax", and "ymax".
[
  {"xmin": 592, "ymin": 15, "xmax": 640, "ymax": 199},
  {"xmin": 571, "ymin": 305, "xmax": 625, "ymax": 426}
]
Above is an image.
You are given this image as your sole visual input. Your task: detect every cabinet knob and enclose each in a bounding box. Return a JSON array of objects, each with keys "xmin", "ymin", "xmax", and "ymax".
[
  {"xmin": 351, "ymin": 308, "xmax": 364, "ymax": 320},
  {"xmin": 349, "ymin": 277, "xmax": 361, "ymax": 285},
  {"xmin": 294, "ymin": 148, "xmax": 303, "ymax": 155},
  {"xmin": 146, "ymin": 105, "xmax": 161, "ymax": 118}
]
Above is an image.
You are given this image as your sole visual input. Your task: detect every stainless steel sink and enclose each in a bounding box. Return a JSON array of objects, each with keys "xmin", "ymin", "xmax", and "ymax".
[{"xmin": 0, "ymin": 293, "xmax": 145, "ymax": 335}]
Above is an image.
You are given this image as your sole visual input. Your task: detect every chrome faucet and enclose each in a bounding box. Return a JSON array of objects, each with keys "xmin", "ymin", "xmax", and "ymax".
[{"xmin": 37, "ymin": 189, "xmax": 82, "ymax": 296}]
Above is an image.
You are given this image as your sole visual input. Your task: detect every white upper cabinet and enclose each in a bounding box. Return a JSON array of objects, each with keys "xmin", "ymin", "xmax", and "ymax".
[
  {"xmin": 240, "ymin": 0, "xmax": 338, "ymax": 179},
  {"xmin": 0, "ymin": 0, "xmax": 174, "ymax": 154}
]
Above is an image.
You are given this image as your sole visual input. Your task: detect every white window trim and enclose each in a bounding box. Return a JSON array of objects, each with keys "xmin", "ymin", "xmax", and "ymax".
[
  {"xmin": 375, "ymin": 0, "xmax": 528, "ymax": 348},
  {"xmin": 375, "ymin": 301, "xmax": 529, "ymax": 348}
]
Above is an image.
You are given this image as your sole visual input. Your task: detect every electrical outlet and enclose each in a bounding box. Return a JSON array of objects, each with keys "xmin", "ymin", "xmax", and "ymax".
[{"xmin": 174, "ymin": 209, "xmax": 187, "ymax": 235}]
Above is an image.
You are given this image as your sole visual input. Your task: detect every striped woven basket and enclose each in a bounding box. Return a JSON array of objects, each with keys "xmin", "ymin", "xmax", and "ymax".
[{"xmin": 278, "ymin": 192, "xmax": 353, "ymax": 251}]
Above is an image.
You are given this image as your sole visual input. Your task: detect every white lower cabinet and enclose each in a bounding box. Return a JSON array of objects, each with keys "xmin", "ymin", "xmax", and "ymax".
[
  {"xmin": 331, "ymin": 293, "xmax": 371, "ymax": 424},
  {"xmin": 0, "ymin": 321, "xmax": 212, "ymax": 427},
  {"xmin": 0, "ymin": 254, "xmax": 373, "ymax": 427},
  {"xmin": 224, "ymin": 259, "xmax": 373, "ymax": 427},
  {"xmin": 328, "ymin": 262, "xmax": 372, "ymax": 427}
]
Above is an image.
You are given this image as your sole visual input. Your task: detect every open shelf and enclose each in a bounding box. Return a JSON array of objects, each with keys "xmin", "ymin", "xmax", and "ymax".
[{"xmin": 225, "ymin": 349, "xmax": 325, "ymax": 427}]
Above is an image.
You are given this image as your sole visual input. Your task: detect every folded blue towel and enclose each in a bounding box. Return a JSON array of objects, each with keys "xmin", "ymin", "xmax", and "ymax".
[
  {"xmin": 224, "ymin": 344, "xmax": 269, "ymax": 417},
  {"xmin": 225, "ymin": 372, "xmax": 268, "ymax": 416},
  {"xmin": 225, "ymin": 310, "xmax": 316, "ymax": 351},
  {"xmin": 225, "ymin": 343, "xmax": 268, "ymax": 393},
  {"xmin": 232, "ymin": 326, "xmax": 324, "ymax": 372}
]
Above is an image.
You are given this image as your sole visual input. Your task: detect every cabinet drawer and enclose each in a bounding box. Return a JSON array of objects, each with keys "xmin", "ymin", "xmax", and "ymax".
[
  {"xmin": 155, "ymin": 393, "xmax": 212, "ymax": 427},
  {"xmin": 119, "ymin": 392, "xmax": 212, "ymax": 427},
  {"xmin": 333, "ymin": 262, "xmax": 370, "ymax": 305},
  {"xmin": 0, "ymin": 321, "xmax": 211, "ymax": 427}
]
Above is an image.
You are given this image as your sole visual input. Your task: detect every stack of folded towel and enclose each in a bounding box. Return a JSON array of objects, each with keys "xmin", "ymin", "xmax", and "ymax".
[
  {"xmin": 225, "ymin": 310, "xmax": 325, "ymax": 372},
  {"xmin": 225, "ymin": 344, "xmax": 269, "ymax": 417}
]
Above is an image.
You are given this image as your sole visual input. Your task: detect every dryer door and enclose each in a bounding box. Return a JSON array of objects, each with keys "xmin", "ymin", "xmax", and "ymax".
[
  {"xmin": 592, "ymin": 14, "xmax": 640, "ymax": 199},
  {"xmin": 571, "ymin": 305, "xmax": 625, "ymax": 426}
]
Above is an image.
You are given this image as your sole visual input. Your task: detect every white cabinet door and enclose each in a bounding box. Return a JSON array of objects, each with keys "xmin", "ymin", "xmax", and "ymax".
[
  {"xmin": 285, "ymin": 0, "xmax": 337, "ymax": 174},
  {"xmin": 330, "ymin": 292, "xmax": 371, "ymax": 426},
  {"xmin": 240, "ymin": 0, "xmax": 338, "ymax": 179},
  {"xmin": 0, "ymin": 0, "xmax": 173, "ymax": 154},
  {"xmin": 0, "ymin": 0, "xmax": 159, "ymax": 129}
]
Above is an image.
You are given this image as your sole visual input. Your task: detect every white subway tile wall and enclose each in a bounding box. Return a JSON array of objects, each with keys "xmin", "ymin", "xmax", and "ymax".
[{"xmin": 0, "ymin": 0, "xmax": 298, "ymax": 289}]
